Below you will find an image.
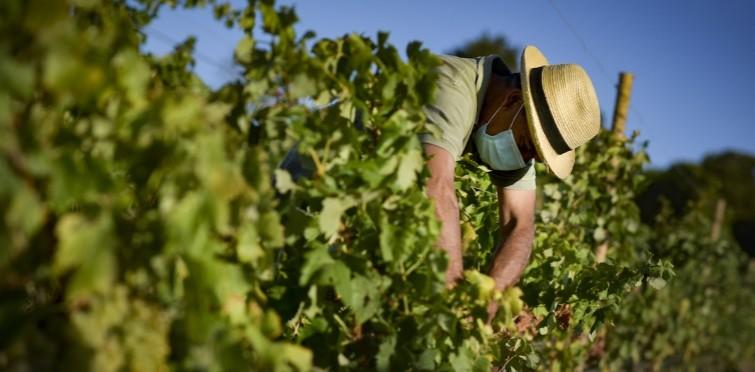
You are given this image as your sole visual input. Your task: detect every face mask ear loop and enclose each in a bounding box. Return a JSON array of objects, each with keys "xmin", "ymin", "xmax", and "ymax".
[
  {"xmin": 507, "ymin": 104, "xmax": 524, "ymax": 130},
  {"xmin": 486, "ymin": 100, "xmax": 507, "ymax": 126}
]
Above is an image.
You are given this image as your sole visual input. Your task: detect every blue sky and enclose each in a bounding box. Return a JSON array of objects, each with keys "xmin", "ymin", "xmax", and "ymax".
[{"xmin": 143, "ymin": 0, "xmax": 755, "ymax": 168}]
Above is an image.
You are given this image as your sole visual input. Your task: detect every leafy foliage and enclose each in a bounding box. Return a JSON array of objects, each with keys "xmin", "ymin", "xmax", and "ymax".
[
  {"xmin": 637, "ymin": 151, "xmax": 755, "ymax": 256},
  {"xmin": 0, "ymin": 0, "xmax": 752, "ymax": 371},
  {"xmin": 603, "ymin": 200, "xmax": 755, "ymax": 370}
]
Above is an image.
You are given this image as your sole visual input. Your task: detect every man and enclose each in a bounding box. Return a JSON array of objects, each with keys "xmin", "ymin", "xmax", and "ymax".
[{"xmin": 421, "ymin": 46, "xmax": 600, "ymax": 319}]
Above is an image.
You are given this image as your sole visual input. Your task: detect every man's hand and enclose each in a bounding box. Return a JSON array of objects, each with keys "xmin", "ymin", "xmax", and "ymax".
[
  {"xmin": 487, "ymin": 186, "xmax": 535, "ymax": 321},
  {"xmin": 423, "ymin": 144, "xmax": 463, "ymax": 288}
]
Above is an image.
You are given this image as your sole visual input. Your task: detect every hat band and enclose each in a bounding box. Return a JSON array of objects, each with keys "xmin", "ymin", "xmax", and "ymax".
[{"xmin": 530, "ymin": 67, "xmax": 572, "ymax": 155}]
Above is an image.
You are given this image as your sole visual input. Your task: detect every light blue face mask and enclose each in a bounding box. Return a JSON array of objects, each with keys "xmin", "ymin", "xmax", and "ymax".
[{"xmin": 473, "ymin": 102, "xmax": 527, "ymax": 171}]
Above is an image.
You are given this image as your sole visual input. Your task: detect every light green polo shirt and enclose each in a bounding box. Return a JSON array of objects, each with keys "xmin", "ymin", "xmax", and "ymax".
[{"xmin": 420, "ymin": 54, "xmax": 536, "ymax": 190}]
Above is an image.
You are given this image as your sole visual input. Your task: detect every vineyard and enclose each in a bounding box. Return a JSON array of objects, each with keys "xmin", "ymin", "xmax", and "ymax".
[{"xmin": 1, "ymin": 0, "xmax": 753, "ymax": 371}]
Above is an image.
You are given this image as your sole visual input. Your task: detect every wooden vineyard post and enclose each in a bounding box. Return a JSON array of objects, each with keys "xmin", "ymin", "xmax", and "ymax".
[
  {"xmin": 595, "ymin": 72, "xmax": 634, "ymax": 264},
  {"xmin": 711, "ymin": 198, "xmax": 727, "ymax": 241},
  {"xmin": 594, "ymin": 242, "xmax": 609, "ymax": 264},
  {"xmin": 611, "ymin": 72, "xmax": 634, "ymax": 140}
]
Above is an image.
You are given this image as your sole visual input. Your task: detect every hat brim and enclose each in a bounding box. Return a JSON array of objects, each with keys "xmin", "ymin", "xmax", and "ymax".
[{"xmin": 520, "ymin": 45, "xmax": 575, "ymax": 179}]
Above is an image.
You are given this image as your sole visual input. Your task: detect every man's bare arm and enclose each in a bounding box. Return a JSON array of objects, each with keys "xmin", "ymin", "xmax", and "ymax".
[
  {"xmin": 423, "ymin": 144, "xmax": 463, "ymax": 287},
  {"xmin": 489, "ymin": 187, "xmax": 536, "ymax": 290},
  {"xmin": 486, "ymin": 187, "xmax": 535, "ymax": 321}
]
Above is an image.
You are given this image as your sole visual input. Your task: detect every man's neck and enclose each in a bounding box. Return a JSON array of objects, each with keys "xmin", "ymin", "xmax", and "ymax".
[{"xmin": 479, "ymin": 74, "xmax": 509, "ymax": 124}]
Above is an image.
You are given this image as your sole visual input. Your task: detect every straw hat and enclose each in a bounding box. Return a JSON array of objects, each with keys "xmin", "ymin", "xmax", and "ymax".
[{"xmin": 520, "ymin": 45, "xmax": 601, "ymax": 179}]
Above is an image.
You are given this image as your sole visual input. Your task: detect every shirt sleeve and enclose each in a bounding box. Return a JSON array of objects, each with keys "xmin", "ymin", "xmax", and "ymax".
[
  {"xmin": 419, "ymin": 55, "xmax": 478, "ymax": 160},
  {"xmin": 488, "ymin": 160, "xmax": 537, "ymax": 190}
]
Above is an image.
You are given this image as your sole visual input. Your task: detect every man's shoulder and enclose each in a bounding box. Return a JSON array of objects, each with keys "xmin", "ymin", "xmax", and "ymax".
[
  {"xmin": 419, "ymin": 54, "xmax": 512, "ymax": 161},
  {"xmin": 431, "ymin": 54, "xmax": 478, "ymax": 86},
  {"xmin": 435, "ymin": 53, "xmax": 477, "ymax": 66}
]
